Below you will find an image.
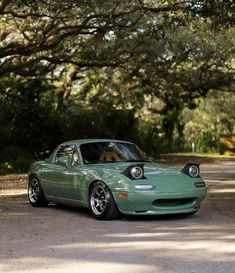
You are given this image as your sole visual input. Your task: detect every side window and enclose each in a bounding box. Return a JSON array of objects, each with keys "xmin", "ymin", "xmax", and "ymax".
[{"xmin": 55, "ymin": 145, "xmax": 79, "ymax": 166}]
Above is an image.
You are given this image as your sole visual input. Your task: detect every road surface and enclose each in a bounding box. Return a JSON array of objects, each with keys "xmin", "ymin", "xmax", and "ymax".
[{"xmin": 0, "ymin": 161, "xmax": 234, "ymax": 273}]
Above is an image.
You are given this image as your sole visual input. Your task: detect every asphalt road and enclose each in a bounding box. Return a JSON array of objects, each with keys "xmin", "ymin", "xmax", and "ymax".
[{"xmin": 0, "ymin": 161, "xmax": 235, "ymax": 273}]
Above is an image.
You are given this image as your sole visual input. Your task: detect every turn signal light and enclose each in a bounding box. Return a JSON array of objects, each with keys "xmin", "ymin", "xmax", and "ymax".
[
  {"xmin": 195, "ymin": 182, "xmax": 205, "ymax": 187},
  {"xmin": 117, "ymin": 193, "xmax": 128, "ymax": 198}
]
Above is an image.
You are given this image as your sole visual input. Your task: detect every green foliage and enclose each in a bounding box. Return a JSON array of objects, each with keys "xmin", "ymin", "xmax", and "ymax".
[
  {"xmin": 0, "ymin": 146, "xmax": 33, "ymax": 174},
  {"xmin": 182, "ymin": 91, "xmax": 235, "ymax": 153},
  {"xmin": 1, "ymin": 0, "xmax": 235, "ymax": 173}
]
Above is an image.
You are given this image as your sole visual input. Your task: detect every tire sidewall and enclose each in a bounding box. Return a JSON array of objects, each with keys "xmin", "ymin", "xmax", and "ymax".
[
  {"xmin": 89, "ymin": 181, "xmax": 113, "ymax": 220},
  {"xmin": 28, "ymin": 176, "xmax": 47, "ymax": 207}
]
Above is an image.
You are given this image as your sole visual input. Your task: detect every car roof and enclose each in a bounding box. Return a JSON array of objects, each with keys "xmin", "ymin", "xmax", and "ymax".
[{"xmin": 61, "ymin": 139, "xmax": 133, "ymax": 146}]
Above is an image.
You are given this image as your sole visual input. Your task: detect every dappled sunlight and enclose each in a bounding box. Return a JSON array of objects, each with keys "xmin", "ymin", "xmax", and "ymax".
[
  {"xmin": 220, "ymin": 235, "xmax": 235, "ymax": 240},
  {"xmin": 204, "ymin": 170, "xmax": 235, "ymax": 174},
  {"xmin": 209, "ymin": 188, "xmax": 235, "ymax": 193},
  {"xmin": 50, "ymin": 239, "xmax": 235, "ymax": 253},
  {"xmin": 1, "ymin": 232, "xmax": 234, "ymax": 272},
  {"xmin": 1, "ymin": 258, "xmax": 160, "ymax": 273},
  {"xmin": 2, "ymin": 232, "xmax": 234, "ymax": 273},
  {"xmin": 103, "ymin": 232, "xmax": 174, "ymax": 238},
  {"xmin": 0, "ymin": 190, "xmax": 27, "ymax": 196},
  {"xmin": 1, "ymin": 209, "xmax": 234, "ymax": 272}
]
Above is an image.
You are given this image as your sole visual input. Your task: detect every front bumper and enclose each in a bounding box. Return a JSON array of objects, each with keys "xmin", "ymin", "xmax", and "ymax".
[{"xmin": 113, "ymin": 188, "xmax": 207, "ymax": 215}]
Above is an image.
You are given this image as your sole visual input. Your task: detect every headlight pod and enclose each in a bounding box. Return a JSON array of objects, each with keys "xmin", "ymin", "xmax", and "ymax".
[
  {"xmin": 130, "ymin": 166, "xmax": 143, "ymax": 179},
  {"xmin": 122, "ymin": 164, "xmax": 146, "ymax": 180},
  {"xmin": 189, "ymin": 165, "xmax": 199, "ymax": 177},
  {"xmin": 181, "ymin": 163, "xmax": 200, "ymax": 178}
]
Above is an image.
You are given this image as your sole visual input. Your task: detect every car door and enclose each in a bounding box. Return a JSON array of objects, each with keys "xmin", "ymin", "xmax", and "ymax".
[{"xmin": 45, "ymin": 145, "xmax": 84, "ymax": 205}]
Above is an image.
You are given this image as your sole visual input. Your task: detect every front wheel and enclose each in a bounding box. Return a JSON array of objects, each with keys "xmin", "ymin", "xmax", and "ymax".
[
  {"xmin": 90, "ymin": 181, "xmax": 119, "ymax": 220},
  {"xmin": 28, "ymin": 176, "xmax": 49, "ymax": 207}
]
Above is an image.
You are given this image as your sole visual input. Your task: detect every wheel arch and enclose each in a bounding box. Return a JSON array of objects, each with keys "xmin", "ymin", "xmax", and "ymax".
[
  {"xmin": 88, "ymin": 179, "xmax": 105, "ymax": 195},
  {"xmin": 88, "ymin": 179, "xmax": 120, "ymax": 220},
  {"xmin": 28, "ymin": 173, "xmax": 46, "ymax": 193},
  {"xmin": 87, "ymin": 179, "xmax": 116, "ymax": 205},
  {"xmin": 28, "ymin": 173, "xmax": 42, "ymax": 184},
  {"xmin": 29, "ymin": 173, "xmax": 38, "ymax": 180}
]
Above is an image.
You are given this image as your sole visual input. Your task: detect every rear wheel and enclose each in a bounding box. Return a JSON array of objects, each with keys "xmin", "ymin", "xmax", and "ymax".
[
  {"xmin": 90, "ymin": 181, "xmax": 119, "ymax": 220},
  {"xmin": 28, "ymin": 176, "xmax": 49, "ymax": 207}
]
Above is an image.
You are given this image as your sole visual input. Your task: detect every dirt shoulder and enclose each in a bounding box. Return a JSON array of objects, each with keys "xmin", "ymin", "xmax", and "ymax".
[
  {"xmin": 0, "ymin": 174, "xmax": 27, "ymax": 191},
  {"xmin": 158, "ymin": 154, "xmax": 235, "ymax": 166}
]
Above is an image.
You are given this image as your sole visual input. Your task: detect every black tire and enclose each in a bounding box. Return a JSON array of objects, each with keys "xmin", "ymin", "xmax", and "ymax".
[
  {"xmin": 28, "ymin": 176, "xmax": 49, "ymax": 207},
  {"xmin": 89, "ymin": 181, "xmax": 120, "ymax": 220},
  {"xmin": 185, "ymin": 208, "xmax": 200, "ymax": 216}
]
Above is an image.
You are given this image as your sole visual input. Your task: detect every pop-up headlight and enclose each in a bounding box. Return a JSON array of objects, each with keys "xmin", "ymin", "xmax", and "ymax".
[
  {"xmin": 122, "ymin": 164, "xmax": 146, "ymax": 180},
  {"xmin": 181, "ymin": 163, "xmax": 200, "ymax": 178}
]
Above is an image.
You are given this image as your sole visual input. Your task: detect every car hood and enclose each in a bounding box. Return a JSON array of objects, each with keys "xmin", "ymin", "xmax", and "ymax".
[
  {"xmin": 85, "ymin": 162, "xmax": 204, "ymax": 192},
  {"xmin": 86, "ymin": 162, "xmax": 181, "ymax": 176}
]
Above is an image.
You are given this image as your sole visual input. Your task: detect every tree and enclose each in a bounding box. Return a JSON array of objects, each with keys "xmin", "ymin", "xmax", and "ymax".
[
  {"xmin": 74, "ymin": 9, "xmax": 235, "ymax": 145},
  {"xmin": 0, "ymin": 1, "xmax": 213, "ymax": 77},
  {"xmin": 1, "ymin": 0, "xmax": 235, "ymax": 171},
  {"xmin": 182, "ymin": 91, "xmax": 235, "ymax": 152},
  {"xmin": 0, "ymin": 0, "xmax": 146, "ymax": 76}
]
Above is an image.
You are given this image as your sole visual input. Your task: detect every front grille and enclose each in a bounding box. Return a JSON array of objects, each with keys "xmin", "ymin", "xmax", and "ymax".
[{"xmin": 153, "ymin": 198, "xmax": 195, "ymax": 207}]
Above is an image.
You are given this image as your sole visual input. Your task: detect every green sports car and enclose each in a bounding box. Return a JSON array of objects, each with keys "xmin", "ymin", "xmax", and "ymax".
[{"xmin": 28, "ymin": 139, "xmax": 207, "ymax": 220}]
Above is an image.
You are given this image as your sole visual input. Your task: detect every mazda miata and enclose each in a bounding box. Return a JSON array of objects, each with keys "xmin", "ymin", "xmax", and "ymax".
[{"xmin": 28, "ymin": 139, "xmax": 207, "ymax": 220}]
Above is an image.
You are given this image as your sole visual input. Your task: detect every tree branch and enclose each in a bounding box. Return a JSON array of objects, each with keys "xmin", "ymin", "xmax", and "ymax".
[{"xmin": 0, "ymin": 0, "xmax": 12, "ymax": 14}]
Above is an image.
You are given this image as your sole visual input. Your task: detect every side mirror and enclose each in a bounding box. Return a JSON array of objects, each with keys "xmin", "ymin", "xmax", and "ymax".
[{"xmin": 57, "ymin": 156, "xmax": 69, "ymax": 168}]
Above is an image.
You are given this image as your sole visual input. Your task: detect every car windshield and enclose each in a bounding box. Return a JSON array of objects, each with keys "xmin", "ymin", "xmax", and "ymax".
[{"xmin": 80, "ymin": 142, "xmax": 151, "ymax": 164}]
